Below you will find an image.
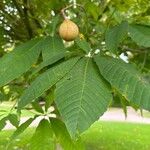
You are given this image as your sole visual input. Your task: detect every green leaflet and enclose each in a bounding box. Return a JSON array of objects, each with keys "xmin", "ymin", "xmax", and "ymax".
[
  {"xmin": 30, "ymin": 119, "xmax": 55, "ymax": 150},
  {"xmin": 0, "ymin": 37, "xmax": 45, "ymax": 87},
  {"xmin": 75, "ymin": 38, "xmax": 91, "ymax": 53},
  {"xmin": 10, "ymin": 117, "xmax": 35, "ymax": 140},
  {"xmin": 85, "ymin": 2, "xmax": 100, "ymax": 20},
  {"xmin": 129, "ymin": 24, "xmax": 150, "ymax": 47},
  {"xmin": 42, "ymin": 36, "xmax": 66, "ymax": 61},
  {"xmin": 105, "ymin": 21, "xmax": 128, "ymax": 53},
  {"xmin": 31, "ymin": 52, "xmax": 65, "ymax": 76},
  {"xmin": 0, "ymin": 117, "xmax": 7, "ymax": 131},
  {"xmin": 45, "ymin": 86, "xmax": 55, "ymax": 112},
  {"xmin": 31, "ymin": 101, "xmax": 44, "ymax": 114},
  {"xmin": 8, "ymin": 114, "xmax": 19, "ymax": 128},
  {"xmin": 51, "ymin": 15, "xmax": 61, "ymax": 36},
  {"xmin": 45, "ymin": 15, "xmax": 61, "ymax": 36},
  {"xmin": 94, "ymin": 56, "xmax": 150, "ymax": 111},
  {"xmin": 55, "ymin": 57, "xmax": 112, "ymax": 138},
  {"xmin": 51, "ymin": 118, "xmax": 84, "ymax": 150},
  {"xmin": 18, "ymin": 57, "xmax": 80, "ymax": 109}
]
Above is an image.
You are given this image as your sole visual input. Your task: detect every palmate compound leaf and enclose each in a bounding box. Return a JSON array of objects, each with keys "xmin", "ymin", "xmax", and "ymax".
[
  {"xmin": 18, "ymin": 57, "xmax": 80, "ymax": 109},
  {"xmin": 94, "ymin": 56, "xmax": 150, "ymax": 111},
  {"xmin": 55, "ymin": 57, "xmax": 112, "ymax": 138},
  {"xmin": 30, "ymin": 119, "xmax": 55, "ymax": 150},
  {"xmin": 129, "ymin": 24, "xmax": 150, "ymax": 47},
  {"xmin": 0, "ymin": 37, "xmax": 44, "ymax": 87}
]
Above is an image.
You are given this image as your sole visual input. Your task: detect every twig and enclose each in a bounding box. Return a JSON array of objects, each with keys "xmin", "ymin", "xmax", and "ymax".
[
  {"xmin": 60, "ymin": 3, "xmax": 88, "ymax": 34},
  {"xmin": 10, "ymin": 101, "xmax": 18, "ymax": 112},
  {"xmin": 121, "ymin": 45, "xmax": 149, "ymax": 53},
  {"xmin": 61, "ymin": 4, "xmax": 85, "ymax": 19}
]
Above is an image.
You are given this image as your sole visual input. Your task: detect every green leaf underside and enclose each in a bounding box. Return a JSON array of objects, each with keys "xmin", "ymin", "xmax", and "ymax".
[
  {"xmin": 55, "ymin": 57, "xmax": 112, "ymax": 137},
  {"xmin": 18, "ymin": 57, "xmax": 80, "ymax": 109},
  {"xmin": 51, "ymin": 118, "xmax": 84, "ymax": 150},
  {"xmin": 30, "ymin": 119, "xmax": 55, "ymax": 150},
  {"xmin": 129, "ymin": 24, "xmax": 150, "ymax": 47},
  {"xmin": 105, "ymin": 21, "xmax": 128, "ymax": 53},
  {"xmin": 0, "ymin": 37, "xmax": 50, "ymax": 87},
  {"xmin": 94, "ymin": 56, "xmax": 150, "ymax": 111},
  {"xmin": 42, "ymin": 36, "xmax": 66, "ymax": 61}
]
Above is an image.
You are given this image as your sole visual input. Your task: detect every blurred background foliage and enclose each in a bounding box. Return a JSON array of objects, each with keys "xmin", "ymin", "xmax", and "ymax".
[{"xmin": 0, "ymin": 0, "xmax": 150, "ymax": 106}]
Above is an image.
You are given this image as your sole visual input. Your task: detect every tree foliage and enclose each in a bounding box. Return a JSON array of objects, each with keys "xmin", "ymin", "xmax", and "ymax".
[{"xmin": 0, "ymin": 0, "xmax": 150, "ymax": 149}]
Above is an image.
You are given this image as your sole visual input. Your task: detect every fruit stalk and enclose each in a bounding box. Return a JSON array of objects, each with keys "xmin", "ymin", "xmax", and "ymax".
[{"xmin": 60, "ymin": 4, "xmax": 84, "ymax": 19}]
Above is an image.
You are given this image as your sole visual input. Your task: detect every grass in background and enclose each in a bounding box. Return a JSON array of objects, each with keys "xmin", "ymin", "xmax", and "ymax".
[
  {"xmin": 0, "ymin": 121, "xmax": 150, "ymax": 150},
  {"xmin": 82, "ymin": 121, "xmax": 150, "ymax": 150},
  {"xmin": 0, "ymin": 128, "xmax": 35, "ymax": 150}
]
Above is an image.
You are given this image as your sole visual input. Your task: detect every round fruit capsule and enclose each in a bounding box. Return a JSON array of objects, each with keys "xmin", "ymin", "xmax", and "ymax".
[{"xmin": 59, "ymin": 19, "xmax": 79, "ymax": 41}]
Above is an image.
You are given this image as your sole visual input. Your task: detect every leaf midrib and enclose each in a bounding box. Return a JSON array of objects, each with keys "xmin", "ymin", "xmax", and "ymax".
[
  {"xmin": 107, "ymin": 59, "xmax": 148, "ymax": 89},
  {"xmin": 97, "ymin": 57, "xmax": 150, "ymax": 108},
  {"xmin": 77, "ymin": 58, "xmax": 90, "ymax": 129},
  {"xmin": 19, "ymin": 57, "xmax": 81, "ymax": 109}
]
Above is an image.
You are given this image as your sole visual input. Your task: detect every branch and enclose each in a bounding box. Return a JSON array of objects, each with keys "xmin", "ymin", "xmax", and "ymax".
[
  {"xmin": 12, "ymin": 0, "xmax": 24, "ymax": 17},
  {"xmin": 12, "ymin": 0, "xmax": 33, "ymax": 39},
  {"xmin": 28, "ymin": 9, "xmax": 43, "ymax": 29},
  {"xmin": 121, "ymin": 45, "xmax": 149, "ymax": 54},
  {"xmin": 22, "ymin": 0, "xmax": 33, "ymax": 38}
]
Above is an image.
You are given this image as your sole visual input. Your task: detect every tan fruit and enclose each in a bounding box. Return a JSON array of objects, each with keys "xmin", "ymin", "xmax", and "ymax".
[{"xmin": 59, "ymin": 19, "xmax": 79, "ymax": 41}]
